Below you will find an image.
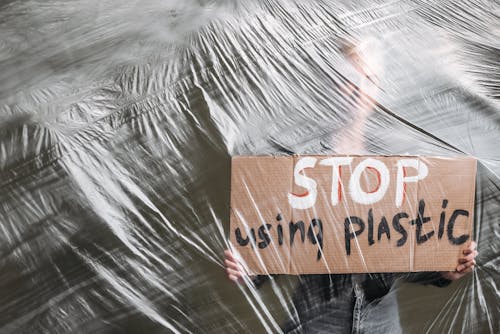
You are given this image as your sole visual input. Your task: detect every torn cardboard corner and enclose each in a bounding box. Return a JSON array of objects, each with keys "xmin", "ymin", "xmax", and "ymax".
[{"xmin": 229, "ymin": 155, "xmax": 477, "ymax": 275}]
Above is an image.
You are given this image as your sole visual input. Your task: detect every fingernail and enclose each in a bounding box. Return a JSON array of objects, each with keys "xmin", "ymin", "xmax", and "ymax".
[{"xmin": 457, "ymin": 265, "xmax": 464, "ymax": 272}]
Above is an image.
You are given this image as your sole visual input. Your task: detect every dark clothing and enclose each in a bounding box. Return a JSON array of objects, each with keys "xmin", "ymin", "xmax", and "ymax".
[{"xmin": 254, "ymin": 273, "xmax": 451, "ymax": 333}]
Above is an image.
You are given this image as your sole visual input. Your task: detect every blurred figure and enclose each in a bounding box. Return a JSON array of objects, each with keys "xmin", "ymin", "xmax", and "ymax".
[{"xmin": 224, "ymin": 38, "xmax": 478, "ymax": 334}]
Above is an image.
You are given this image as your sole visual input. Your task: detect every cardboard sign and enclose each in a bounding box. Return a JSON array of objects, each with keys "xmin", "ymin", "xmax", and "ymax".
[{"xmin": 229, "ymin": 155, "xmax": 476, "ymax": 274}]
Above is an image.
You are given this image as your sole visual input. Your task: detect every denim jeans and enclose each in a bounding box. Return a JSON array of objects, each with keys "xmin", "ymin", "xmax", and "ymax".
[{"xmin": 278, "ymin": 273, "xmax": 449, "ymax": 334}]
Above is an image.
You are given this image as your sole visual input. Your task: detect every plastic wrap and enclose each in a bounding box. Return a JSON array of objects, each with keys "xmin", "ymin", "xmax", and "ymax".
[{"xmin": 0, "ymin": 0, "xmax": 498, "ymax": 333}]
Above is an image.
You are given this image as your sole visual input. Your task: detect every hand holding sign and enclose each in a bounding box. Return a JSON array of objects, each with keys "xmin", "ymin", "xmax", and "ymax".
[
  {"xmin": 441, "ymin": 241, "xmax": 478, "ymax": 281},
  {"xmin": 223, "ymin": 241, "xmax": 478, "ymax": 284},
  {"xmin": 224, "ymin": 249, "xmax": 249, "ymax": 284}
]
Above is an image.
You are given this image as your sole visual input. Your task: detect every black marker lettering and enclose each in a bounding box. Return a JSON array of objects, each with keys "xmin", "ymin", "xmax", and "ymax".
[
  {"xmin": 344, "ymin": 216, "xmax": 365, "ymax": 256},
  {"xmin": 258, "ymin": 224, "xmax": 272, "ymax": 249},
  {"xmin": 410, "ymin": 199, "xmax": 434, "ymax": 244},
  {"xmin": 377, "ymin": 216, "xmax": 390, "ymax": 241},
  {"xmin": 447, "ymin": 209, "xmax": 470, "ymax": 245},
  {"xmin": 307, "ymin": 219, "xmax": 324, "ymax": 260},
  {"xmin": 235, "ymin": 228, "xmax": 250, "ymax": 246},
  {"xmin": 438, "ymin": 199, "xmax": 448, "ymax": 239},
  {"xmin": 392, "ymin": 212, "xmax": 408, "ymax": 247},
  {"xmin": 276, "ymin": 213, "xmax": 284, "ymax": 245},
  {"xmin": 277, "ymin": 225, "xmax": 284, "ymax": 245},
  {"xmin": 368, "ymin": 209, "xmax": 375, "ymax": 245},
  {"xmin": 290, "ymin": 221, "xmax": 305, "ymax": 246}
]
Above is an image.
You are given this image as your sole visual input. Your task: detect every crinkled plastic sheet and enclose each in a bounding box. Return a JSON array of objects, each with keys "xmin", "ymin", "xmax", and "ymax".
[{"xmin": 0, "ymin": 0, "xmax": 498, "ymax": 333}]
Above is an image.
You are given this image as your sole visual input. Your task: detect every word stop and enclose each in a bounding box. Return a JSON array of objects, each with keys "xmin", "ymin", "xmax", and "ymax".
[{"xmin": 288, "ymin": 157, "xmax": 428, "ymax": 209}]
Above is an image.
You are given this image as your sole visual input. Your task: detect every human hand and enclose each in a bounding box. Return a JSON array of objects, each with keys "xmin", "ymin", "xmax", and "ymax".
[
  {"xmin": 441, "ymin": 241, "xmax": 478, "ymax": 281},
  {"xmin": 224, "ymin": 249, "xmax": 249, "ymax": 284}
]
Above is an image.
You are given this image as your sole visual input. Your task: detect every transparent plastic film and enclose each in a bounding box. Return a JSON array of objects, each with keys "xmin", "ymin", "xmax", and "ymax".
[{"xmin": 0, "ymin": 0, "xmax": 498, "ymax": 333}]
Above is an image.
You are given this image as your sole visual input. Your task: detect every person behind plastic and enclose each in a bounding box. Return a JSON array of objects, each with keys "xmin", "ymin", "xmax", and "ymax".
[{"xmin": 223, "ymin": 37, "xmax": 478, "ymax": 334}]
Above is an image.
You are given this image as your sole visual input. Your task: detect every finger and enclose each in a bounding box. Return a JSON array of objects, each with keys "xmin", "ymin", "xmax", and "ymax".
[
  {"xmin": 459, "ymin": 265, "xmax": 474, "ymax": 275},
  {"xmin": 224, "ymin": 259, "xmax": 240, "ymax": 271},
  {"xmin": 224, "ymin": 250, "xmax": 239, "ymax": 263},
  {"xmin": 463, "ymin": 247, "xmax": 473, "ymax": 255},
  {"xmin": 228, "ymin": 274, "xmax": 240, "ymax": 283},
  {"xmin": 226, "ymin": 268, "xmax": 243, "ymax": 278},
  {"xmin": 463, "ymin": 242, "xmax": 477, "ymax": 255},
  {"xmin": 457, "ymin": 260, "xmax": 476, "ymax": 272},
  {"xmin": 457, "ymin": 260, "xmax": 476, "ymax": 273},
  {"xmin": 224, "ymin": 249, "xmax": 234, "ymax": 259},
  {"xmin": 459, "ymin": 251, "xmax": 477, "ymax": 263},
  {"xmin": 444, "ymin": 272, "xmax": 460, "ymax": 281}
]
